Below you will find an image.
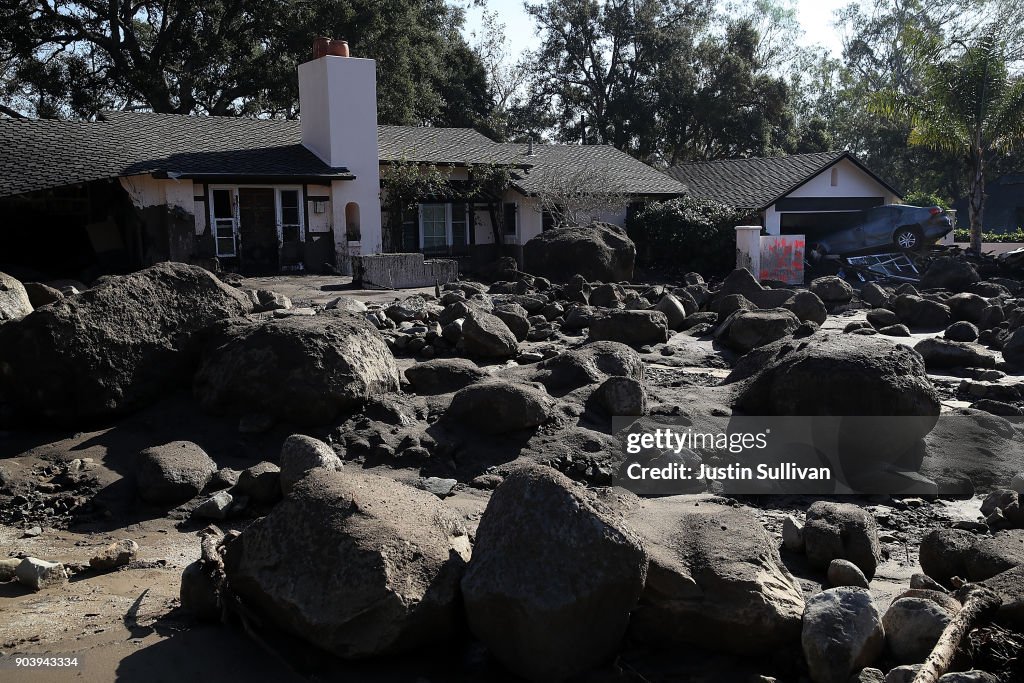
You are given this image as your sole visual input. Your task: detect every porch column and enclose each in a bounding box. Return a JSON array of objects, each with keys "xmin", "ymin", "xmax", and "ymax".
[{"xmin": 735, "ymin": 225, "xmax": 762, "ymax": 280}]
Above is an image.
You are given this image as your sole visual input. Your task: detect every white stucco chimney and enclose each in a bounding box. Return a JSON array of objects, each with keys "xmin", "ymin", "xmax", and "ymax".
[{"xmin": 298, "ymin": 50, "xmax": 383, "ymax": 257}]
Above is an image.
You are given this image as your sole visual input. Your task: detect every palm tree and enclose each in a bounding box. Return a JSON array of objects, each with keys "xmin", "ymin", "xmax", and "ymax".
[{"xmin": 871, "ymin": 32, "xmax": 1024, "ymax": 254}]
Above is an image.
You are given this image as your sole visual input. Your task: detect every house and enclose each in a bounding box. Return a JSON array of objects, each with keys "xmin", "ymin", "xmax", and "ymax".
[
  {"xmin": 0, "ymin": 49, "xmax": 685, "ymax": 281},
  {"xmin": 952, "ymin": 174, "xmax": 1024, "ymax": 233},
  {"xmin": 666, "ymin": 152, "xmax": 902, "ymax": 244}
]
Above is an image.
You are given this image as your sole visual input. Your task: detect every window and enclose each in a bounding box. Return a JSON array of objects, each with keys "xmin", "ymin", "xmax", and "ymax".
[
  {"xmin": 451, "ymin": 203, "xmax": 468, "ymax": 253},
  {"xmin": 345, "ymin": 202, "xmax": 361, "ymax": 241},
  {"xmin": 401, "ymin": 209, "xmax": 418, "ymax": 251},
  {"xmin": 503, "ymin": 202, "xmax": 518, "ymax": 237},
  {"xmin": 421, "ymin": 203, "xmax": 448, "ymax": 253},
  {"xmin": 278, "ymin": 189, "xmax": 303, "ymax": 244},
  {"xmin": 211, "ymin": 188, "xmax": 237, "ymax": 257},
  {"xmin": 541, "ymin": 209, "xmax": 556, "ymax": 232},
  {"xmin": 830, "ymin": 167, "xmax": 839, "ymax": 187}
]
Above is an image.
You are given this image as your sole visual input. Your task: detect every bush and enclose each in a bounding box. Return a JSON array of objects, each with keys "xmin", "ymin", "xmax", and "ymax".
[
  {"xmin": 953, "ymin": 228, "xmax": 1024, "ymax": 243},
  {"xmin": 627, "ymin": 196, "xmax": 742, "ymax": 276},
  {"xmin": 903, "ymin": 190, "xmax": 951, "ymax": 210}
]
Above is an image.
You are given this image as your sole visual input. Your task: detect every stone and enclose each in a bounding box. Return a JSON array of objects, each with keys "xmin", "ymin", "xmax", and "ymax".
[
  {"xmin": 828, "ymin": 559, "xmax": 870, "ymax": 588},
  {"xmin": 980, "ymin": 489, "xmax": 1017, "ymax": 516},
  {"xmin": 180, "ymin": 561, "xmax": 220, "ymax": 621},
  {"xmin": 885, "ymin": 665, "xmax": 924, "ymax": 683},
  {"xmin": 919, "ymin": 529, "xmax": 976, "ymax": 585},
  {"xmin": 16, "ymin": 557, "xmax": 68, "ymax": 591},
  {"xmin": 590, "ymin": 282, "xmax": 625, "ymax": 308},
  {"xmin": 588, "ymin": 309, "xmax": 669, "ymax": 346},
  {"xmin": 0, "ymin": 271, "xmax": 32, "ymax": 322},
  {"xmin": 1000, "ymin": 326, "xmax": 1024, "ymax": 366},
  {"xmin": 1012, "ymin": 472, "xmax": 1024, "ymax": 494},
  {"xmin": 715, "ymin": 308, "xmax": 801, "ymax": 353},
  {"xmin": 233, "ymin": 462, "xmax": 282, "ymax": 504},
  {"xmin": 461, "ymin": 464, "xmax": 647, "ymax": 682},
  {"xmin": 22, "ymin": 282, "xmax": 63, "ymax": 308},
  {"xmin": 0, "ymin": 557, "xmax": 20, "ymax": 581},
  {"xmin": 720, "ymin": 268, "xmax": 764, "ymax": 298},
  {"xmin": 801, "ymin": 587, "xmax": 884, "ymax": 683},
  {"xmin": 528, "ymin": 341, "xmax": 644, "ymax": 394},
  {"xmin": 654, "ymin": 293, "xmax": 689, "ymax": 330},
  {"xmin": 0, "ymin": 263, "xmax": 251, "ymax": 424},
  {"xmin": 879, "ymin": 324, "xmax": 912, "ymax": 337},
  {"xmin": 279, "ymin": 434, "xmax": 342, "ymax": 495},
  {"xmin": 867, "ymin": 308, "xmax": 900, "ymax": 329},
  {"xmin": 981, "ymin": 564, "xmax": 1024, "ymax": 626},
  {"xmin": 523, "ymin": 222, "xmax": 636, "ymax": 282},
  {"xmin": 944, "ymin": 321, "xmax": 980, "ymax": 342},
  {"xmin": 936, "ymin": 672, "xmax": 997, "ymax": 683},
  {"xmin": 248, "ymin": 289, "xmax": 291, "ymax": 313},
  {"xmin": 910, "ymin": 574, "xmax": 948, "ymax": 593},
  {"xmin": 893, "ymin": 295, "xmax": 951, "ymax": 329},
  {"xmin": 194, "ymin": 313, "xmax": 399, "ymax": 426},
  {"xmin": 853, "ymin": 668, "xmax": 886, "ymax": 683},
  {"xmin": 784, "ymin": 291, "xmax": 828, "ymax": 325},
  {"xmin": 914, "ymin": 338, "xmax": 995, "ymax": 369},
  {"xmin": 419, "ymin": 477, "xmax": 457, "ymax": 498},
  {"xmin": 89, "ymin": 539, "xmax": 139, "ymax": 571},
  {"xmin": 385, "ymin": 295, "xmax": 435, "ymax": 323},
  {"xmin": 946, "ymin": 293, "xmax": 988, "ymax": 323},
  {"xmin": 593, "ymin": 376, "xmax": 647, "ymax": 416},
  {"xmin": 193, "ymin": 490, "xmax": 235, "ymax": 520},
  {"xmin": 713, "ymin": 293, "xmax": 758, "ymax": 319},
  {"xmin": 404, "ymin": 358, "xmax": 488, "ymax": 395},
  {"xmin": 861, "ymin": 282, "xmax": 892, "ymax": 308},
  {"xmin": 492, "ymin": 305, "xmax": 530, "ymax": 342},
  {"xmin": 225, "ymin": 468, "xmax": 471, "ymax": 658},
  {"xmin": 810, "ymin": 276, "xmax": 854, "ymax": 303},
  {"xmin": 803, "ymin": 501, "xmax": 883, "ymax": 579},
  {"xmin": 626, "ymin": 497, "xmax": 804, "ymax": 655},
  {"xmin": 965, "ymin": 529, "xmax": 1024, "ymax": 581},
  {"xmin": 446, "ymin": 381, "xmax": 551, "ymax": 434},
  {"xmin": 883, "ymin": 596, "xmax": 954, "ymax": 663},
  {"xmin": 920, "ymin": 256, "xmax": 980, "ymax": 291},
  {"xmin": 783, "ymin": 515, "xmax": 805, "ymax": 552},
  {"xmin": 462, "ymin": 311, "xmax": 519, "ymax": 358},
  {"xmin": 136, "ymin": 441, "xmax": 217, "ymax": 504}
]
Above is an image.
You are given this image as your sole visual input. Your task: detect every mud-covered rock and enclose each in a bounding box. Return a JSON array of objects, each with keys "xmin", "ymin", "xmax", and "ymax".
[
  {"xmin": 462, "ymin": 310, "xmax": 519, "ymax": 358},
  {"xmin": 136, "ymin": 441, "xmax": 217, "ymax": 504},
  {"xmin": 523, "ymin": 222, "xmax": 636, "ymax": 283},
  {"xmin": 446, "ymin": 381, "xmax": 551, "ymax": 434},
  {"xmin": 715, "ymin": 308, "xmax": 801, "ymax": 353},
  {"xmin": 588, "ymin": 310, "xmax": 669, "ymax": 346},
  {"xmin": 801, "ymin": 587, "xmax": 884, "ymax": 683},
  {"xmin": 404, "ymin": 358, "xmax": 488, "ymax": 395},
  {"xmin": 803, "ymin": 501, "xmax": 883, "ymax": 579}
]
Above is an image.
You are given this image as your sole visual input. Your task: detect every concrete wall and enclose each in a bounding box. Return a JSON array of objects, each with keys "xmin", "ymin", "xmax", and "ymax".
[
  {"xmin": 352, "ymin": 253, "xmax": 458, "ymax": 289},
  {"xmin": 299, "ymin": 56, "xmax": 382, "ymax": 263},
  {"xmin": 763, "ymin": 158, "xmax": 901, "ymax": 235}
]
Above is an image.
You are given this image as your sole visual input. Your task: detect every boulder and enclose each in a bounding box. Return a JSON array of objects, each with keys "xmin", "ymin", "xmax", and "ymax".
[
  {"xmin": 783, "ymin": 515, "xmax": 805, "ymax": 552},
  {"xmin": 914, "ymin": 338, "xmax": 995, "ymax": 369},
  {"xmin": 194, "ymin": 313, "xmax": 399, "ymax": 425},
  {"xmin": 22, "ymin": 282, "xmax": 63, "ymax": 308},
  {"xmin": 626, "ymin": 497, "xmax": 804, "ymax": 655},
  {"xmin": 193, "ymin": 490, "xmax": 234, "ymax": 519},
  {"xmin": 784, "ymin": 291, "xmax": 828, "ymax": 325},
  {"xmin": 462, "ymin": 311, "xmax": 519, "ymax": 358},
  {"xmin": 225, "ymin": 468, "xmax": 471, "ymax": 658},
  {"xmin": 654, "ymin": 293, "xmax": 690, "ymax": 330},
  {"xmin": 590, "ymin": 282, "xmax": 625, "ymax": 308},
  {"xmin": 801, "ymin": 587, "xmax": 884, "ymax": 683},
  {"xmin": 920, "ymin": 257, "xmax": 980, "ymax": 291},
  {"xmin": 965, "ymin": 529, "xmax": 1024, "ymax": 581},
  {"xmin": 404, "ymin": 358, "xmax": 488, "ymax": 395},
  {"xmin": 893, "ymin": 295, "xmax": 951, "ymax": 329},
  {"xmin": 588, "ymin": 310, "xmax": 669, "ymax": 346},
  {"xmin": 593, "ymin": 376, "xmax": 647, "ymax": 416},
  {"xmin": 0, "ymin": 263, "xmax": 251, "ymax": 424},
  {"xmin": 528, "ymin": 342, "xmax": 643, "ymax": 394},
  {"xmin": 882, "ymin": 596, "xmax": 954, "ymax": 663},
  {"xmin": 936, "ymin": 672, "xmax": 997, "ymax": 683},
  {"xmin": 810, "ymin": 276, "xmax": 854, "ymax": 304},
  {"xmin": 89, "ymin": 539, "xmax": 139, "ymax": 570},
  {"xmin": 233, "ymin": 462, "xmax": 282, "ymax": 504},
  {"xmin": 946, "ymin": 293, "xmax": 988, "ymax": 323},
  {"xmin": 803, "ymin": 501, "xmax": 883, "ymax": 579},
  {"xmin": 16, "ymin": 557, "xmax": 67, "ymax": 591},
  {"xmin": 867, "ymin": 308, "xmax": 900, "ymax": 329},
  {"xmin": 879, "ymin": 324, "xmax": 912, "ymax": 337},
  {"xmin": 461, "ymin": 464, "xmax": 647, "ymax": 682},
  {"xmin": 919, "ymin": 529, "xmax": 976, "ymax": 585},
  {"xmin": 944, "ymin": 321, "xmax": 979, "ymax": 342},
  {"xmin": 447, "ymin": 381, "xmax": 551, "ymax": 434},
  {"xmin": 828, "ymin": 559, "xmax": 870, "ymax": 589},
  {"xmin": 136, "ymin": 441, "xmax": 217, "ymax": 504},
  {"xmin": 0, "ymin": 271, "xmax": 32, "ymax": 322},
  {"xmin": 715, "ymin": 308, "xmax": 801, "ymax": 353},
  {"xmin": 1001, "ymin": 326, "xmax": 1024, "ymax": 366},
  {"xmin": 719, "ymin": 268, "xmax": 764, "ymax": 298},
  {"xmin": 492, "ymin": 305, "xmax": 530, "ymax": 342},
  {"xmin": 981, "ymin": 564, "xmax": 1024, "ymax": 626},
  {"xmin": 523, "ymin": 222, "xmax": 636, "ymax": 283},
  {"xmin": 861, "ymin": 282, "xmax": 893, "ymax": 308},
  {"xmin": 279, "ymin": 434, "xmax": 342, "ymax": 495}
]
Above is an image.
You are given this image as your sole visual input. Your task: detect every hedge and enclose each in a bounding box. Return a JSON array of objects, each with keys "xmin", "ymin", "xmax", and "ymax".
[
  {"xmin": 953, "ymin": 228, "xmax": 1024, "ymax": 243},
  {"xmin": 627, "ymin": 196, "xmax": 742, "ymax": 276}
]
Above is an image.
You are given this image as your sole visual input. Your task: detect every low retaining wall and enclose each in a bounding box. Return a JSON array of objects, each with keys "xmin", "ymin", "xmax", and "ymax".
[{"xmin": 352, "ymin": 253, "xmax": 459, "ymax": 289}]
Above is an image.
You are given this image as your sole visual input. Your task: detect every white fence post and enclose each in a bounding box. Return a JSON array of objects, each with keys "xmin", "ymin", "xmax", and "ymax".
[{"xmin": 735, "ymin": 225, "xmax": 762, "ymax": 280}]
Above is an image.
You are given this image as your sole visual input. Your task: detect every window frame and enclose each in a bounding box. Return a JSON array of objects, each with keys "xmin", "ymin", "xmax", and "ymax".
[
  {"xmin": 275, "ymin": 186, "xmax": 306, "ymax": 245},
  {"xmin": 209, "ymin": 186, "xmax": 239, "ymax": 258}
]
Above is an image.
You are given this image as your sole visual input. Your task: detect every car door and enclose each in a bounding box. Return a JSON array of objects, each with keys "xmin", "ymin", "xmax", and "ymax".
[{"xmin": 861, "ymin": 207, "xmax": 897, "ymax": 248}]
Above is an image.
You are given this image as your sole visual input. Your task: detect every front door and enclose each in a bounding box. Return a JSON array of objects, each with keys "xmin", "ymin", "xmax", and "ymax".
[{"xmin": 238, "ymin": 188, "xmax": 278, "ymax": 274}]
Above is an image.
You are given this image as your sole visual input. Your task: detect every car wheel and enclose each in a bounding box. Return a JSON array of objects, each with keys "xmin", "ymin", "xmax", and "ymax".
[{"xmin": 893, "ymin": 227, "xmax": 922, "ymax": 251}]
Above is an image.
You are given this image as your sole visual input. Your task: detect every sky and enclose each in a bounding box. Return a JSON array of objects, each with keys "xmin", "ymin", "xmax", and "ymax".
[{"xmin": 457, "ymin": 0, "xmax": 853, "ymax": 58}]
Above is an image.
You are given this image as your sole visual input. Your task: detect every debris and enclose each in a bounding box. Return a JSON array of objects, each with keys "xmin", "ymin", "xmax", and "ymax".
[{"xmin": 911, "ymin": 585, "xmax": 1001, "ymax": 683}]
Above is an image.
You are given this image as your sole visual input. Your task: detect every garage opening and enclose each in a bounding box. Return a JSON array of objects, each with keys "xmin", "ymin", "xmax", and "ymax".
[{"xmin": 780, "ymin": 212, "xmax": 863, "ymax": 243}]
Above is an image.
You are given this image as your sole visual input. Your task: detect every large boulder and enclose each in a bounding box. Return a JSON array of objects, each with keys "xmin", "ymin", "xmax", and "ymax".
[
  {"xmin": 883, "ymin": 596, "xmax": 954, "ymax": 663},
  {"xmin": 0, "ymin": 271, "xmax": 32, "ymax": 322},
  {"xmin": 224, "ymin": 468, "xmax": 471, "ymax": 658},
  {"xmin": 278, "ymin": 434, "xmax": 342, "ymax": 495},
  {"xmin": 461, "ymin": 464, "xmax": 648, "ymax": 682},
  {"xmin": 523, "ymin": 222, "xmax": 636, "ymax": 283},
  {"xmin": 1001, "ymin": 327, "xmax": 1024, "ymax": 366},
  {"xmin": 446, "ymin": 381, "xmax": 552, "ymax": 434},
  {"xmin": 784, "ymin": 291, "xmax": 828, "ymax": 325},
  {"xmin": 527, "ymin": 341, "xmax": 643, "ymax": 394},
  {"xmin": 136, "ymin": 441, "xmax": 217, "ymax": 504},
  {"xmin": 803, "ymin": 501, "xmax": 883, "ymax": 579},
  {"xmin": 920, "ymin": 257, "xmax": 980, "ymax": 291},
  {"xmin": 462, "ymin": 310, "xmax": 519, "ymax": 358},
  {"xmin": 919, "ymin": 529, "xmax": 976, "ymax": 585},
  {"xmin": 914, "ymin": 338, "xmax": 995, "ymax": 369},
  {"xmin": 194, "ymin": 313, "xmax": 399, "ymax": 425},
  {"xmin": 404, "ymin": 358, "xmax": 489, "ymax": 394},
  {"xmin": 810, "ymin": 276, "xmax": 854, "ymax": 304},
  {"xmin": 801, "ymin": 587, "xmax": 885, "ymax": 683},
  {"xmin": 625, "ymin": 497, "xmax": 804, "ymax": 655},
  {"xmin": 0, "ymin": 262, "xmax": 252, "ymax": 424},
  {"xmin": 715, "ymin": 308, "xmax": 801, "ymax": 353},
  {"xmin": 588, "ymin": 310, "xmax": 669, "ymax": 346},
  {"xmin": 893, "ymin": 295, "xmax": 951, "ymax": 329}
]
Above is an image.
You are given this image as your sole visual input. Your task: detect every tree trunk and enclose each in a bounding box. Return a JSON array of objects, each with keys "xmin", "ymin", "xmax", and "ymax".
[{"xmin": 968, "ymin": 149, "xmax": 985, "ymax": 255}]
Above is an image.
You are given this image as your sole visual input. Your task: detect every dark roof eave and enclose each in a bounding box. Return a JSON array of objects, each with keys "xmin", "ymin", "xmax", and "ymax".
[
  {"xmin": 510, "ymin": 184, "xmax": 685, "ymax": 198},
  {"xmin": 378, "ymin": 159, "xmax": 533, "ymax": 170},
  {"xmin": 151, "ymin": 171, "xmax": 355, "ymax": 182}
]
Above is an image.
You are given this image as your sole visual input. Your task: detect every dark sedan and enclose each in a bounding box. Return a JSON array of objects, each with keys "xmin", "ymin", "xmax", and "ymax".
[{"xmin": 814, "ymin": 204, "xmax": 953, "ymax": 255}]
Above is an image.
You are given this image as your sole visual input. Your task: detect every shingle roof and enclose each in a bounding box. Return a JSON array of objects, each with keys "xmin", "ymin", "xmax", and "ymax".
[
  {"xmin": 665, "ymin": 151, "xmax": 900, "ymax": 210},
  {"xmin": 499, "ymin": 143, "xmax": 687, "ymax": 196},
  {"xmin": 0, "ymin": 112, "xmax": 684, "ymax": 199}
]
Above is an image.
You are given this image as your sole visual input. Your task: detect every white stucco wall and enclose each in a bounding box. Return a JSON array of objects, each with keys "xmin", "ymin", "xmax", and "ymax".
[
  {"xmin": 763, "ymin": 158, "xmax": 901, "ymax": 235},
  {"xmin": 299, "ymin": 56, "xmax": 382, "ymax": 259},
  {"xmin": 306, "ymin": 184, "xmax": 333, "ymax": 233},
  {"xmin": 119, "ymin": 175, "xmax": 195, "ymax": 213}
]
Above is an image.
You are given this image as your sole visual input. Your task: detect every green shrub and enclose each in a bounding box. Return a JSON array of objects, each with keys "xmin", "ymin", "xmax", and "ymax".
[
  {"xmin": 953, "ymin": 228, "xmax": 1024, "ymax": 243},
  {"xmin": 627, "ymin": 196, "xmax": 743, "ymax": 276},
  {"xmin": 903, "ymin": 190, "xmax": 951, "ymax": 210}
]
